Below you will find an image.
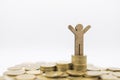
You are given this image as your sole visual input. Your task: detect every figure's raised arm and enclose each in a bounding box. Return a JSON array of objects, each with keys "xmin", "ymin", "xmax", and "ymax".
[
  {"xmin": 68, "ymin": 25, "xmax": 77, "ymax": 35},
  {"xmin": 83, "ymin": 25, "xmax": 91, "ymax": 34}
]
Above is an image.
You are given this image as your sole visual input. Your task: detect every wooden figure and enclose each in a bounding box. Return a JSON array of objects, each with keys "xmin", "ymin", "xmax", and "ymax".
[{"xmin": 68, "ymin": 24, "xmax": 91, "ymax": 56}]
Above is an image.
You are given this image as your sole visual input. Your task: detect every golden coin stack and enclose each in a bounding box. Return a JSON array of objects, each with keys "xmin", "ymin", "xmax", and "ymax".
[
  {"xmin": 72, "ymin": 55, "xmax": 87, "ymax": 72},
  {"xmin": 40, "ymin": 63, "xmax": 56, "ymax": 72},
  {"xmin": 56, "ymin": 61, "xmax": 71, "ymax": 72},
  {"xmin": 67, "ymin": 55, "xmax": 87, "ymax": 76}
]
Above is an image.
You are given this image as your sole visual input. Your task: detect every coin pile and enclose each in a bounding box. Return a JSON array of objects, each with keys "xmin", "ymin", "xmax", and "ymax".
[{"xmin": 1, "ymin": 62, "xmax": 120, "ymax": 80}]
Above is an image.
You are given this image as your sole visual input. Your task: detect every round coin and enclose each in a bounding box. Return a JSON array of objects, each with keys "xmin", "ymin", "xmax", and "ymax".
[
  {"xmin": 86, "ymin": 71, "xmax": 103, "ymax": 77},
  {"xmin": 67, "ymin": 70, "xmax": 85, "ymax": 76},
  {"xmin": 107, "ymin": 67, "xmax": 120, "ymax": 72},
  {"xmin": 100, "ymin": 74, "xmax": 118, "ymax": 80},
  {"xmin": 44, "ymin": 71, "xmax": 63, "ymax": 78},
  {"xmin": 112, "ymin": 72, "xmax": 120, "ymax": 78},
  {"xmin": 16, "ymin": 74, "xmax": 36, "ymax": 80},
  {"xmin": 26, "ymin": 70, "xmax": 42, "ymax": 75},
  {"xmin": 4, "ymin": 70, "xmax": 25, "ymax": 76}
]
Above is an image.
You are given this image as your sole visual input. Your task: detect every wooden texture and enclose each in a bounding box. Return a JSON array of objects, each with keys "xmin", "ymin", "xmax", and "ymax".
[{"xmin": 68, "ymin": 24, "xmax": 91, "ymax": 56}]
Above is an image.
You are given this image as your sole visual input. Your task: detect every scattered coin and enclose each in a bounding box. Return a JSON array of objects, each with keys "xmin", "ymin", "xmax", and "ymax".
[
  {"xmin": 107, "ymin": 67, "xmax": 120, "ymax": 72},
  {"xmin": 7, "ymin": 66, "xmax": 23, "ymax": 71},
  {"xmin": 44, "ymin": 71, "xmax": 63, "ymax": 78},
  {"xmin": 100, "ymin": 74, "xmax": 118, "ymax": 80},
  {"xmin": 2, "ymin": 62, "xmax": 120, "ymax": 80},
  {"xmin": 26, "ymin": 70, "xmax": 42, "ymax": 75},
  {"xmin": 0, "ymin": 76, "xmax": 4, "ymax": 80},
  {"xmin": 87, "ymin": 66, "xmax": 101, "ymax": 71},
  {"xmin": 16, "ymin": 74, "xmax": 36, "ymax": 80},
  {"xmin": 60, "ymin": 72, "xmax": 69, "ymax": 78},
  {"xmin": 112, "ymin": 72, "xmax": 120, "ymax": 78},
  {"xmin": 67, "ymin": 70, "xmax": 85, "ymax": 76},
  {"xmin": 100, "ymin": 71, "xmax": 112, "ymax": 74},
  {"xmin": 86, "ymin": 71, "xmax": 103, "ymax": 77},
  {"xmin": 4, "ymin": 70, "xmax": 25, "ymax": 76}
]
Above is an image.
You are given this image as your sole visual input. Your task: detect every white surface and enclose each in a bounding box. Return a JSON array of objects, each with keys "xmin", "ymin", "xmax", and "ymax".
[{"xmin": 0, "ymin": 0, "xmax": 120, "ymax": 75}]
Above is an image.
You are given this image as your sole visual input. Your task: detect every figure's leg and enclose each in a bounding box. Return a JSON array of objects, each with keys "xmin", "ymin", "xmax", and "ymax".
[
  {"xmin": 75, "ymin": 36, "xmax": 79, "ymax": 55},
  {"xmin": 80, "ymin": 38, "xmax": 84, "ymax": 56}
]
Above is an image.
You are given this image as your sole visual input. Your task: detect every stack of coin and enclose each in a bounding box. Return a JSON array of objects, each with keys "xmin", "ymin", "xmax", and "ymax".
[
  {"xmin": 71, "ymin": 55, "xmax": 87, "ymax": 76},
  {"xmin": 73, "ymin": 64, "xmax": 86, "ymax": 71},
  {"xmin": 72, "ymin": 55, "xmax": 87, "ymax": 64},
  {"xmin": 56, "ymin": 61, "xmax": 71, "ymax": 72},
  {"xmin": 40, "ymin": 63, "xmax": 56, "ymax": 72}
]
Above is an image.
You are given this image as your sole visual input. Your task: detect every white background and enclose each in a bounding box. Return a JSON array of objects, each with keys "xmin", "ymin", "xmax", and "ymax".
[{"xmin": 0, "ymin": 0, "xmax": 120, "ymax": 75}]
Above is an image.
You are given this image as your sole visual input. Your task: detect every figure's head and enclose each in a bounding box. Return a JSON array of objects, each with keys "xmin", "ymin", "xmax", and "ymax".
[{"xmin": 75, "ymin": 24, "xmax": 83, "ymax": 31}]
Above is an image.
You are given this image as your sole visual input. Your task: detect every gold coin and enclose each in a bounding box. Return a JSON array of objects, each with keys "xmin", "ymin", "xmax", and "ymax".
[
  {"xmin": 4, "ymin": 70, "xmax": 25, "ymax": 76},
  {"xmin": 87, "ymin": 66, "xmax": 101, "ymax": 71},
  {"xmin": 37, "ymin": 75, "xmax": 48, "ymax": 80},
  {"xmin": 7, "ymin": 66, "xmax": 23, "ymax": 71},
  {"xmin": 44, "ymin": 71, "xmax": 63, "ymax": 78},
  {"xmin": 67, "ymin": 70, "xmax": 85, "ymax": 76},
  {"xmin": 100, "ymin": 71, "xmax": 112, "ymax": 74},
  {"xmin": 60, "ymin": 73, "xmax": 69, "ymax": 78},
  {"xmin": 16, "ymin": 74, "xmax": 36, "ymax": 80},
  {"xmin": 0, "ymin": 76, "xmax": 4, "ymax": 80},
  {"xmin": 82, "ymin": 77, "xmax": 99, "ymax": 80},
  {"xmin": 26, "ymin": 70, "xmax": 42, "ymax": 75},
  {"xmin": 112, "ymin": 72, "xmax": 120, "ymax": 78},
  {"xmin": 86, "ymin": 71, "xmax": 103, "ymax": 77},
  {"xmin": 107, "ymin": 67, "xmax": 120, "ymax": 72},
  {"xmin": 100, "ymin": 74, "xmax": 118, "ymax": 80},
  {"xmin": 25, "ymin": 64, "xmax": 40, "ymax": 71},
  {"xmin": 68, "ymin": 76, "xmax": 83, "ymax": 80}
]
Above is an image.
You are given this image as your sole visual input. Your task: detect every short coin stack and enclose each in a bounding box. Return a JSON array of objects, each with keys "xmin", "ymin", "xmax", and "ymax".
[
  {"xmin": 56, "ymin": 61, "xmax": 71, "ymax": 72},
  {"xmin": 40, "ymin": 63, "xmax": 56, "ymax": 72}
]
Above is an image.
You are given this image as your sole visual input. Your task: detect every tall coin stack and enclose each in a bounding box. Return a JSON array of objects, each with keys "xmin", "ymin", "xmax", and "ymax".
[{"xmin": 72, "ymin": 55, "xmax": 87, "ymax": 73}]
